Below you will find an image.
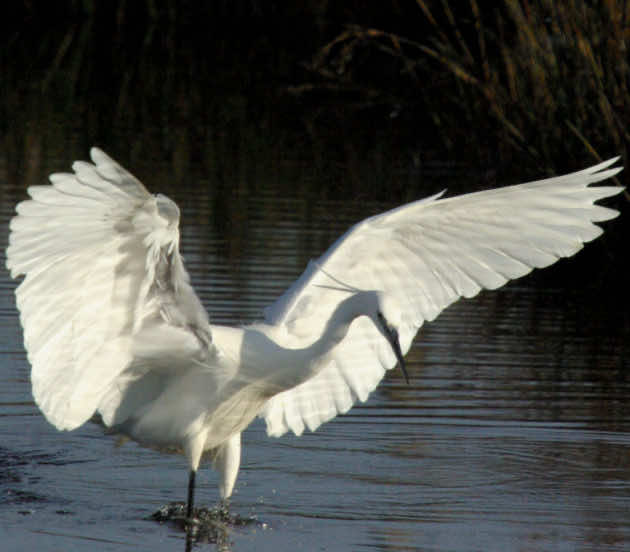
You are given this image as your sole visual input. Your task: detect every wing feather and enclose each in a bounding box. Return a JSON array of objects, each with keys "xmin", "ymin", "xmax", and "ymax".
[
  {"xmin": 261, "ymin": 158, "xmax": 623, "ymax": 437},
  {"xmin": 6, "ymin": 148, "xmax": 210, "ymax": 431}
]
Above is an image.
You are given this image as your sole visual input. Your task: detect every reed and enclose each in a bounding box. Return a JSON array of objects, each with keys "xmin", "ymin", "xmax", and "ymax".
[
  {"xmin": 305, "ymin": 1, "xmax": 630, "ymax": 173},
  {"xmin": 3, "ymin": 2, "xmax": 628, "ymax": 184}
]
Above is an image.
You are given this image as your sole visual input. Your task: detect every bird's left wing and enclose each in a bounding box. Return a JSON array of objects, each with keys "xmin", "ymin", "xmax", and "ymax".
[
  {"xmin": 260, "ymin": 158, "xmax": 623, "ymax": 437},
  {"xmin": 6, "ymin": 148, "xmax": 211, "ymax": 431}
]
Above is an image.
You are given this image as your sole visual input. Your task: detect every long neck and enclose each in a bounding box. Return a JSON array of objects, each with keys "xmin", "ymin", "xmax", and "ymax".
[
  {"xmin": 268, "ymin": 292, "xmax": 373, "ymax": 392},
  {"xmin": 307, "ymin": 292, "xmax": 366, "ymax": 356}
]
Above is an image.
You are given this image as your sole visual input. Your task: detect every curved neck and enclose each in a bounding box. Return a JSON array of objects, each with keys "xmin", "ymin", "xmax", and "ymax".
[
  {"xmin": 309, "ymin": 292, "xmax": 368, "ymax": 355},
  {"xmin": 270, "ymin": 292, "xmax": 376, "ymax": 391}
]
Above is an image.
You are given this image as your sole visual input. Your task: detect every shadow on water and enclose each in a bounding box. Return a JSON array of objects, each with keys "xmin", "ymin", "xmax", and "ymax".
[
  {"xmin": 1, "ymin": 6, "xmax": 629, "ymax": 552},
  {"xmin": 0, "ymin": 448, "xmax": 49, "ymax": 510}
]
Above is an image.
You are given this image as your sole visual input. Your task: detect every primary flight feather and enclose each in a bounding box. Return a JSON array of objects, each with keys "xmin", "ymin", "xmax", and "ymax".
[{"xmin": 6, "ymin": 148, "xmax": 623, "ymax": 516}]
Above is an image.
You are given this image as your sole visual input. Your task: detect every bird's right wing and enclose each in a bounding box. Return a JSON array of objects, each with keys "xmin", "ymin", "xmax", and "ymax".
[
  {"xmin": 260, "ymin": 158, "xmax": 624, "ymax": 437},
  {"xmin": 6, "ymin": 148, "xmax": 211, "ymax": 431}
]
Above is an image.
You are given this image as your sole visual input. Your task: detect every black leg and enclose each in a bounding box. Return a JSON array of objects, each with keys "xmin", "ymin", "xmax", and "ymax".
[{"xmin": 186, "ymin": 469, "xmax": 196, "ymax": 519}]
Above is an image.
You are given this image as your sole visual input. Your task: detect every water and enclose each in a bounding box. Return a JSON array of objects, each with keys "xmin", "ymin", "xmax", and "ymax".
[{"xmin": 0, "ymin": 156, "xmax": 629, "ymax": 552}]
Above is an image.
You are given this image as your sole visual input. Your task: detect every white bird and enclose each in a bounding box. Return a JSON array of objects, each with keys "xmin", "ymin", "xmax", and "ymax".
[{"xmin": 5, "ymin": 149, "xmax": 623, "ymax": 519}]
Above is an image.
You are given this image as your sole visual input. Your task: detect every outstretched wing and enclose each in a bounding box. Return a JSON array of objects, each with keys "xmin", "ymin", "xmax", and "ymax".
[
  {"xmin": 6, "ymin": 148, "xmax": 211, "ymax": 430},
  {"xmin": 261, "ymin": 158, "xmax": 623, "ymax": 437}
]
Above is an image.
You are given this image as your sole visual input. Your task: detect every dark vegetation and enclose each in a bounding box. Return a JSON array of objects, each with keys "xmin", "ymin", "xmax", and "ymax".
[
  {"xmin": 303, "ymin": 1, "xmax": 629, "ymax": 173},
  {"xmin": 1, "ymin": 1, "xmax": 628, "ymax": 186}
]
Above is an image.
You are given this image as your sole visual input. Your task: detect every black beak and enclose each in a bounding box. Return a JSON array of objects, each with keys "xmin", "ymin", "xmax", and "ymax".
[{"xmin": 382, "ymin": 325, "xmax": 409, "ymax": 384}]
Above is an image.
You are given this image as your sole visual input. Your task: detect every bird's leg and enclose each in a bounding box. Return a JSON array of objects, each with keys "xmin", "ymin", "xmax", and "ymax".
[
  {"xmin": 186, "ymin": 469, "xmax": 196, "ymax": 520},
  {"xmin": 218, "ymin": 496, "xmax": 230, "ymax": 520}
]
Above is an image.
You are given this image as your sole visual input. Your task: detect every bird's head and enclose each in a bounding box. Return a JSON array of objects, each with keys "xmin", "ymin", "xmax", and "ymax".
[{"xmin": 362, "ymin": 291, "xmax": 409, "ymax": 384}]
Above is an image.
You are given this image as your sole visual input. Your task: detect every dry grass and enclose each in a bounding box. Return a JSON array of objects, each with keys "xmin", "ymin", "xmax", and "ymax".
[{"xmin": 302, "ymin": 0, "xmax": 630, "ymax": 173}]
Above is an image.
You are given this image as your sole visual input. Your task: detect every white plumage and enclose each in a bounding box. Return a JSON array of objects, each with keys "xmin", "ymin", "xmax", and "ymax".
[{"xmin": 6, "ymin": 148, "xmax": 623, "ymax": 514}]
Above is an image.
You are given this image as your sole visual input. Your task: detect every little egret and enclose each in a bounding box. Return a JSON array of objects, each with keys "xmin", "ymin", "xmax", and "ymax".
[{"xmin": 6, "ymin": 149, "xmax": 623, "ymax": 518}]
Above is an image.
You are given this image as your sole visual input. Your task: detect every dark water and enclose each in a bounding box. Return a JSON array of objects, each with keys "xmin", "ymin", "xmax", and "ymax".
[{"xmin": 0, "ymin": 154, "xmax": 629, "ymax": 552}]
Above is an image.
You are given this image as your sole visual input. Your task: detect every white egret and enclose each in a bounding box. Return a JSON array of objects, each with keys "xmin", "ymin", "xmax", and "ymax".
[{"xmin": 5, "ymin": 149, "xmax": 623, "ymax": 519}]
